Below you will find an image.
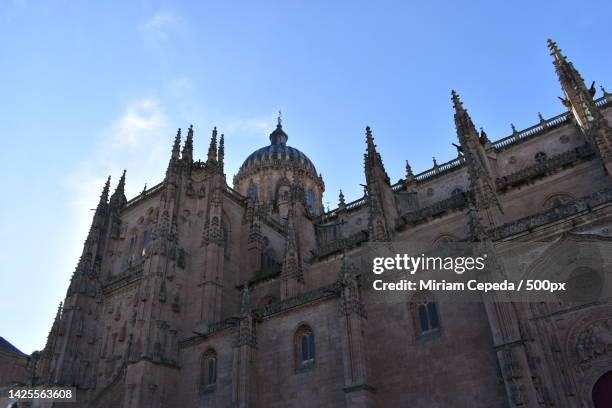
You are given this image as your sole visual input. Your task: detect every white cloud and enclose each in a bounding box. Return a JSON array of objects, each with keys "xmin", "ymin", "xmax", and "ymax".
[
  {"xmin": 221, "ymin": 114, "xmax": 276, "ymax": 136},
  {"xmin": 63, "ymin": 98, "xmax": 174, "ymax": 267},
  {"xmin": 107, "ymin": 98, "xmax": 166, "ymax": 149},
  {"xmin": 140, "ymin": 11, "xmax": 182, "ymax": 46},
  {"xmin": 167, "ymin": 77, "xmax": 195, "ymax": 100}
]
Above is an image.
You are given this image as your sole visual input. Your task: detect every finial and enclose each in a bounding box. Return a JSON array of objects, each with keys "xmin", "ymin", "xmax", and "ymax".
[
  {"xmin": 432, "ymin": 157, "xmax": 439, "ymax": 168},
  {"xmin": 101, "ymin": 176, "xmax": 111, "ymax": 201},
  {"xmin": 547, "ymin": 38, "xmax": 564, "ymax": 57},
  {"xmin": 141, "ymin": 183, "xmax": 147, "ymax": 195},
  {"xmin": 338, "ymin": 189, "xmax": 346, "ymax": 206},
  {"xmin": 208, "ymin": 127, "xmax": 218, "ymax": 162},
  {"xmin": 182, "ymin": 124, "xmax": 194, "ymax": 161},
  {"xmin": 218, "ymin": 133, "xmax": 225, "ymax": 172},
  {"xmin": 451, "ymin": 89, "xmax": 463, "ymax": 111},
  {"xmin": 479, "ymin": 128, "xmax": 490, "ymax": 144},
  {"xmin": 405, "ymin": 160, "xmax": 414, "ymax": 179},
  {"xmin": 547, "ymin": 38, "xmax": 559, "ymax": 55},
  {"xmin": 365, "ymin": 126, "xmax": 375, "ymax": 148},
  {"xmin": 537, "ymin": 112, "xmax": 548, "ymax": 128},
  {"xmin": 511, "ymin": 123, "xmax": 520, "ymax": 140},
  {"xmin": 277, "ymin": 110, "xmax": 282, "ymax": 127},
  {"xmin": 602, "ymin": 86, "xmax": 610, "ymax": 98},
  {"xmin": 171, "ymin": 128, "xmax": 182, "ymax": 159},
  {"xmin": 174, "ymin": 128, "xmax": 181, "ymax": 146},
  {"xmin": 111, "ymin": 170, "xmax": 126, "ymax": 202}
]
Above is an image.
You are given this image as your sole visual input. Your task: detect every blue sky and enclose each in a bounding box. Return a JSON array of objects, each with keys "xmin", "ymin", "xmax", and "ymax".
[{"xmin": 1, "ymin": 0, "xmax": 611, "ymax": 353}]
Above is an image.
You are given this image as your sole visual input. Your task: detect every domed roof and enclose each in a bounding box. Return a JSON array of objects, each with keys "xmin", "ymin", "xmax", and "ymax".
[{"xmin": 237, "ymin": 122, "xmax": 318, "ymax": 176}]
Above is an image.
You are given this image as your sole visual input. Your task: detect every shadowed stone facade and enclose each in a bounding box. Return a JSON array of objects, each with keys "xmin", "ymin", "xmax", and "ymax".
[{"xmin": 27, "ymin": 40, "xmax": 612, "ymax": 407}]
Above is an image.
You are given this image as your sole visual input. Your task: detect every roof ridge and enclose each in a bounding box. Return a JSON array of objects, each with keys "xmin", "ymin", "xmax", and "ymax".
[{"xmin": 0, "ymin": 336, "xmax": 27, "ymax": 356}]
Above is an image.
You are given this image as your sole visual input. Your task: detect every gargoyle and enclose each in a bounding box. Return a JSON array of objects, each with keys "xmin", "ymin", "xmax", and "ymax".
[
  {"xmin": 558, "ymin": 96, "xmax": 571, "ymax": 108},
  {"xmin": 589, "ymin": 81, "xmax": 596, "ymax": 98}
]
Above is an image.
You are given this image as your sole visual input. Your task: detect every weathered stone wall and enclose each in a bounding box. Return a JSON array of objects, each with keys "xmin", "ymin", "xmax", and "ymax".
[{"xmin": 0, "ymin": 350, "xmax": 29, "ymax": 386}]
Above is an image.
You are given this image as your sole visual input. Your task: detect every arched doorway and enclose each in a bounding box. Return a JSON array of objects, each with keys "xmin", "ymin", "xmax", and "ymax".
[{"xmin": 592, "ymin": 370, "xmax": 612, "ymax": 407}]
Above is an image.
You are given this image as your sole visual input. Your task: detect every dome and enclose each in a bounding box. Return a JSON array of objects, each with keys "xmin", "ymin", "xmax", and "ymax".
[{"xmin": 237, "ymin": 122, "xmax": 318, "ymax": 176}]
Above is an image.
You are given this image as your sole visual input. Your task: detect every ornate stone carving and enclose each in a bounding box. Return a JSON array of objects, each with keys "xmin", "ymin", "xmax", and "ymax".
[{"xmin": 574, "ymin": 318, "xmax": 612, "ymax": 368}]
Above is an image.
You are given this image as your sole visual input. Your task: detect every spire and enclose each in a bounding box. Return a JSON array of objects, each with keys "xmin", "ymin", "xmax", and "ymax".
[
  {"xmin": 182, "ymin": 124, "xmax": 194, "ymax": 162},
  {"xmin": 547, "ymin": 39, "xmax": 597, "ymax": 129},
  {"xmin": 451, "ymin": 91, "xmax": 502, "ymax": 215},
  {"xmin": 365, "ymin": 126, "xmax": 376, "ymax": 156},
  {"xmin": 166, "ymin": 129, "xmax": 182, "ymax": 180},
  {"xmin": 172, "ymin": 128, "xmax": 181, "ymax": 160},
  {"xmin": 451, "ymin": 90, "xmax": 478, "ymax": 140},
  {"xmin": 99, "ymin": 176, "xmax": 111, "ymax": 207},
  {"xmin": 547, "ymin": 39, "xmax": 612, "ymax": 174},
  {"xmin": 218, "ymin": 133, "xmax": 225, "ymax": 174},
  {"xmin": 363, "ymin": 126, "xmax": 389, "ymax": 182},
  {"xmin": 479, "ymin": 128, "xmax": 490, "ymax": 145},
  {"xmin": 207, "ymin": 127, "xmax": 218, "ymax": 162},
  {"xmin": 110, "ymin": 170, "xmax": 126, "ymax": 208},
  {"xmin": 547, "ymin": 38, "xmax": 587, "ymax": 95}
]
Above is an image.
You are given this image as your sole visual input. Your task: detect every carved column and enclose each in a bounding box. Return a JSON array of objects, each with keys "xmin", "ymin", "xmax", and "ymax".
[
  {"xmin": 232, "ymin": 286, "xmax": 257, "ymax": 408},
  {"xmin": 338, "ymin": 256, "xmax": 376, "ymax": 407}
]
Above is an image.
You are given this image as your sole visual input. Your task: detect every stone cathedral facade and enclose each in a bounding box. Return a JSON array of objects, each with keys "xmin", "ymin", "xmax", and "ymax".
[{"xmin": 31, "ymin": 40, "xmax": 612, "ymax": 407}]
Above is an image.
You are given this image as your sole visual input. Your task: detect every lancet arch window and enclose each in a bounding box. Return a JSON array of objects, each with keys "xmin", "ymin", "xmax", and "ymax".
[
  {"xmin": 141, "ymin": 229, "xmax": 151, "ymax": 257},
  {"xmin": 306, "ymin": 189, "xmax": 317, "ymax": 213},
  {"xmin": 410, "ymin": 291, "xmax": 441, "ymax": 338},
  {"xmin": 248, "ymin": 183, "xmax": 258, "ymax": 202},
  {"xmin": 200, "ymin": 349, "xmax": 217, "ymax": 392},
  {"xmin": 294, "ymin": 325, "xmax": 316, "ymax": 371}
]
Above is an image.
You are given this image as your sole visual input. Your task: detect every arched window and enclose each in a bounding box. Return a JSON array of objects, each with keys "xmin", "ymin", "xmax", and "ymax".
[
  {"xmin": 410, "ymin": 292, "xmax": 441, "ymax": 338},
  {"xmin": 307, "ymin": 189, "xmax": 316, "ymax": 213},
  {"xmin": 248, "ymin": 183, "xmax": 258, "ymax": 202},
  {"xmin": 294, "ymin": 325, "xmax": 315, "ymax": 370},
  {"xmin": 200, "ymin": 349, "xmax": 217, "ymax": 392},
  {"xmin": 592, "ymin": 370, "xmax": 612, "ymax": 407},
  {"xmin": 141, "ymin": 230, "xmax": 150, "ymax": 257}
]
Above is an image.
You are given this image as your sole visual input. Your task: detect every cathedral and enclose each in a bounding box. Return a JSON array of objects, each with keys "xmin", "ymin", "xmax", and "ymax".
[{"xmin": 28, "ymin": 40, "xmax": 612, "ymax": 407}]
